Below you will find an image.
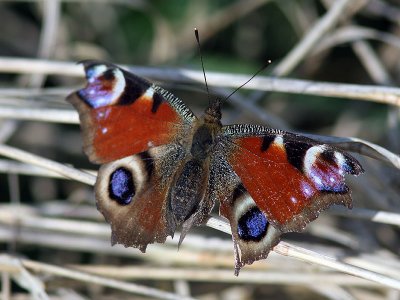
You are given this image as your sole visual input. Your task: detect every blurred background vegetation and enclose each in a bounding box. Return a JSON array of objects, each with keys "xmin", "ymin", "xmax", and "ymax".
[{"xmin": 0, "ymin": 1, "xmax": 399, "ymax": 299}]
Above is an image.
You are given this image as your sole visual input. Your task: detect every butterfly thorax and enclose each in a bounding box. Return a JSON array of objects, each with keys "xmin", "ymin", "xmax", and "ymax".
[
  {"xmin": 189, "ymin": 97, "xmax": 223, "ymax": 160},
  {"xmin": 191, "ymin": 123, "xmax": 221, "ymax": 162}
]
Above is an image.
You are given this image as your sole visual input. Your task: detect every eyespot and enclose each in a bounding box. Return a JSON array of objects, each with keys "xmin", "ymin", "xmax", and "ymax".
[
  {"xmin": 237, "ymin": 207, "xmax": 268, "ymax": 242},
  {"xmin": 79, "ymin": 67, "xmax": 126, "ymax": 108},
  {"xmin": 108, "ymin": 167, "xmax": 135, "ymax": 205}
]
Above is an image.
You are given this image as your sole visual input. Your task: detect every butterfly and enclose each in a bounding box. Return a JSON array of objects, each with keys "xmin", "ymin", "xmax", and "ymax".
[{"xmin": 67, "ymin": 60, "xmax": 364, "ymax": 275}]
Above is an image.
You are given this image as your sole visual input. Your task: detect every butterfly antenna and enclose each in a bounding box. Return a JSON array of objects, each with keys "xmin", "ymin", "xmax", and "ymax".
[
  {"xmin": 223, "ymin": 60, "xmax": 272, "ymax": 103},
  {"xmin": 195, "ymin": 28, "xmax": 211, "ymax": 106}
]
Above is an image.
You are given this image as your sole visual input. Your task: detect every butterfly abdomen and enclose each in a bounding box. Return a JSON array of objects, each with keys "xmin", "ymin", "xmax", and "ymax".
[{"xmin": 169, "ymin": 160, "xmax": 206, "ymax": 223}]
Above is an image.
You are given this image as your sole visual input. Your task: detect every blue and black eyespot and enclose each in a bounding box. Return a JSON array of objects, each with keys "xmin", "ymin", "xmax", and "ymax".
[
  {"xmin": 237, "ymin": 207, "xmax": 268, "ymax": 242},
  {"xmin": 309, "ymin": 167, "xmax": 349, "ymax": 195},
  {"xmin": 108, "ymin": 167, "xmax": 135, "ymax": 205}
]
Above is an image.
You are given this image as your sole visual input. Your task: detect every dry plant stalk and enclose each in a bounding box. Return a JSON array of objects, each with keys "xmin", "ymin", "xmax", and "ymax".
[{"xmin": 0, "ymin": 1, "xmax": 399, "ymax": 299}]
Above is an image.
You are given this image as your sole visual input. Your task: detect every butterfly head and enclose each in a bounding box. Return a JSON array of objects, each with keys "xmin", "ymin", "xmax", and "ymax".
[{"xmin": 204, "ymin": 97, "xmax": 222, "ymax": 124}]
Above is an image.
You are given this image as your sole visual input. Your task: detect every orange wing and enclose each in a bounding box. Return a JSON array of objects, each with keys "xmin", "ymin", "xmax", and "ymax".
[
  {"xmin": 222, "ymin": 125, "xmax": 364, "ymax": 232},
  {"xmin": 67, "ymin": 61, "xmax": 196, "ymax": 164}
]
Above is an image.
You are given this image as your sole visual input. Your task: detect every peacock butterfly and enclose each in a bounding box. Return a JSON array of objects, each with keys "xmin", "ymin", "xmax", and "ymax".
[{"xmin": 67, "ymin": 60, "xmax": 364, "ymax": 275}]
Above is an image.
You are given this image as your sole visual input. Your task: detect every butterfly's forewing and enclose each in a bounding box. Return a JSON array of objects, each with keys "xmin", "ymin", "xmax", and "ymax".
[
  {"xmin": 67, "ymin": 61, "xmax": 196, "ymax": 164},
  {"xmin": 221, "ymin": 125, "xmax": 364, "ymax": 233}
]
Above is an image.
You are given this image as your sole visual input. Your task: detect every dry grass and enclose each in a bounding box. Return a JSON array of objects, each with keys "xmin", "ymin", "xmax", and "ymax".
[{"xmin": 0, "ymin": 0, "xmax": 399, "ymax": 299}]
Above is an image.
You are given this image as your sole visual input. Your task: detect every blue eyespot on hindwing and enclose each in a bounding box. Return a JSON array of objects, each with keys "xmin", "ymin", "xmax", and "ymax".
[
  {"xmin": 108, "ymin": 167, "xmax": 135, "ymax": 205},
  {"xmin": 237, "ymin": 207, "xmax": 268, "ymax": 242}
]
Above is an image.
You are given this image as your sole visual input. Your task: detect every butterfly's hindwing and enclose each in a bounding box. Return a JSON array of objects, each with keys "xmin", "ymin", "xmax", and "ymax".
[
  {"xmin": 227, "ymin": 186, "xmax": 281, "ymax": 275},
  {"xmin": 209, "ymin": 153, "xmax": 281, "ymax": 274},
  {"xmin": 95, "ymin": 143, "xmax": 186, "ymax": 251}
]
